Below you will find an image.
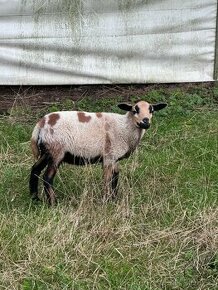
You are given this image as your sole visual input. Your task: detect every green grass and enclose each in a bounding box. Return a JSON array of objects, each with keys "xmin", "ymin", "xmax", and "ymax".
[{"xmin": 0, "ymin": 85, "xmax": 218, "ymax": 289}]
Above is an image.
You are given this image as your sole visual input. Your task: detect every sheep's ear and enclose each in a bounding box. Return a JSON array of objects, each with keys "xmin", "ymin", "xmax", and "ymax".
[
  {"xmin": 152, "ymin": 103, "xmax": 167, "ymax": 111},
  {"xmin": 118, "ymin": 103, "xmax": 133, "ymax": 111}
]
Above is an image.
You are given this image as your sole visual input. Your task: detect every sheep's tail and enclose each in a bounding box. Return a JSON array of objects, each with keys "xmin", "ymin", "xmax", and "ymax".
[{"xmin": 30, "ymin": 124, "xmax": 41, "ymax": 160}]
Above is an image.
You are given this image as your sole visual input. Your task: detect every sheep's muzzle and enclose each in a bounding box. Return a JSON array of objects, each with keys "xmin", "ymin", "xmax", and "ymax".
[{"xmin": 137, "ymin": 118, "xmax": 150, "ymax": 129}]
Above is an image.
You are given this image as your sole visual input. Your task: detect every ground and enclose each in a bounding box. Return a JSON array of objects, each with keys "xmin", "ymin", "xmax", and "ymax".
[
  {"xmin": 1, "ymin": 82, "xmax": 216, "ymax": 113},
  {"xmin": 0, "ymin": 83, "xmax": 218, "ymax": 289}
]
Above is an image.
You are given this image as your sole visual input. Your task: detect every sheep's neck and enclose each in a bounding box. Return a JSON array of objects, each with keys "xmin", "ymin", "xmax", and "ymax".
[{"xmin": 124, "ymin": 113, "xmax": 145, "ymax": 153}]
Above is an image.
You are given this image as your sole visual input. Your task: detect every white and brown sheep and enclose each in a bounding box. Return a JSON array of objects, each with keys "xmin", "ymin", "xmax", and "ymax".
[{"xmin": 29, "ymin": 100, "xmax": 167, "ymax": 205}]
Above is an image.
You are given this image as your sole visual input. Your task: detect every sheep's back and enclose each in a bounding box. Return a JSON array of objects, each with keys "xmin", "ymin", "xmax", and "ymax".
[{"xmin": 40, "ymin": 111, "xmax": 106, "ymax": 159}]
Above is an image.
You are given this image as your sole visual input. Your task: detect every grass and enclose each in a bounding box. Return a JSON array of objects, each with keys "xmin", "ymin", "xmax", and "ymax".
[{"xmin": 0, "ymin": 84, "xmax": 218, "ymax": 289}]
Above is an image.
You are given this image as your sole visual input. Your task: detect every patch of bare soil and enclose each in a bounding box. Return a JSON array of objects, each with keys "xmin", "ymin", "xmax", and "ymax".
[{"xmin": 0, "ymin": 82, "xmax": 215, "ymax": 114}]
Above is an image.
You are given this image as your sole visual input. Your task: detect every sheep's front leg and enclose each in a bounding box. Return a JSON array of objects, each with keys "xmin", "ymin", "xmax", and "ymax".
[{"xmin": 103, "ymin": 162, "xmax": 119, "ymax": 201}]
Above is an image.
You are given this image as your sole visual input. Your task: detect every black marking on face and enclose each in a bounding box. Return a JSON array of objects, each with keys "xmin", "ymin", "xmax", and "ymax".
[
  {"xmin": 137, "ymin": 121, "xmax": 150, "ymax": 130},
  {"xmin": 134, "ymin": 105, "xmax": 140, "ymax": 114}
]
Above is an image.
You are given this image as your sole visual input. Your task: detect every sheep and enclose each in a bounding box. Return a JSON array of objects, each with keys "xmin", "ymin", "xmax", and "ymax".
[{"xmin": 29, "ymin": 100, "xmax": 167, "ymax": 205}]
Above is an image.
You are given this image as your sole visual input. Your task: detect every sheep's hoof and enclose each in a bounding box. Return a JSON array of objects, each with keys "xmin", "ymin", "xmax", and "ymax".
[{"xmin": 31, "ymin": 194, "xmax": 40, "ymax": 202}]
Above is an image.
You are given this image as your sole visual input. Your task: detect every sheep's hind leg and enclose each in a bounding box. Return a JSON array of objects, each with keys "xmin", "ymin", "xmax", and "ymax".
[
  {"xmin": 29, "ymin": 154, "xmax": 49, "ymax": 201},
  {"xmin": 43, "ymin": 161, "xmax": 58, "ymax": 206},
  {"xmin": 103, "ymin": 162, "xmax": 119, "ymax": 201},
  {"xmin": 111, "ymin": 163, "xmax": 119, "ymax": 199}
]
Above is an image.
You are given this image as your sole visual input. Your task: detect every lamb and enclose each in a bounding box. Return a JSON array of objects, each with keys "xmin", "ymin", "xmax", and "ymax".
[{"xmin": 29, "ymin": 100, "xmax": 167, "ymax": 205}]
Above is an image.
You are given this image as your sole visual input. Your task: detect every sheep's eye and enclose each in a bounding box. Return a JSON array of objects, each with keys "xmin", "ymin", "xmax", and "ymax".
[{"xmin": 134, "ymin": 105, "xmax": 140, "ymax": 114}]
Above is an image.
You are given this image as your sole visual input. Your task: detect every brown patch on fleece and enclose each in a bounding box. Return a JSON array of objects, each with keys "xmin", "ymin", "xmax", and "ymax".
[
  {"xmin": 77, "ymin": 112, "xmax": 91, "ymax": 123},
  {"xmin": 105, "ymin": 123, "xmax": 110, "ymax": 131},
  {"xmin": 96, "ymin": 112, "xmax": 102, "ymax": 118},
  {"xmin": 48, "ymin": 113, "xmax": 60, "ymax": 126},
  {"xmin": 105, "ymin": 133, "xmax": 111, "ymax": 154}
]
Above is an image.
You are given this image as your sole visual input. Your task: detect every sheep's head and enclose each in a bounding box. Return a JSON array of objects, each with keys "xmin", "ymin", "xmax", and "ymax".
[{"xmin": 118, "ymin": 100, "xmax": 167, "ymax": 129}]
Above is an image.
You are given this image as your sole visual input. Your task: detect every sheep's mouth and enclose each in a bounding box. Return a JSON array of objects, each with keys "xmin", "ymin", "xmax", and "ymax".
[{"xmin": 137, "ymin": 122, "xmax": 150, "ymax": 129}]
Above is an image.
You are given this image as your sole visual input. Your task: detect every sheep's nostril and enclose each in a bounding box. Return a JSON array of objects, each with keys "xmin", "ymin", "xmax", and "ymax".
[{"xmin": 143, "ymin": 118, "xmax": 149, "ymax": 124}]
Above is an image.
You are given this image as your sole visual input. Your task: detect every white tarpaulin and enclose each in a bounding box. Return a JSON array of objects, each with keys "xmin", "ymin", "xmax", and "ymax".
[{"xmin": 0, "ymin": 0, "xmax": 217, "ymax": 85}]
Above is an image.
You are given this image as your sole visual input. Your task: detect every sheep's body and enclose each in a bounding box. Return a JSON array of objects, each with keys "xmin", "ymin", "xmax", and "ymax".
[
  {"xmin": 32, "ymin": 111, "xmax": 144, "ymax": 165},
  {"xmin": 29, "ymin": 101, "xmax": 166, "ymax": 205}
]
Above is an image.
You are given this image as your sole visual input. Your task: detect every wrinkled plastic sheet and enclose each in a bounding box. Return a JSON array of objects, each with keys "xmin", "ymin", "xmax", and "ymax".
[{"xmin": 0, "ymin": 0, "xmax": 217, "ymax": 85}]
